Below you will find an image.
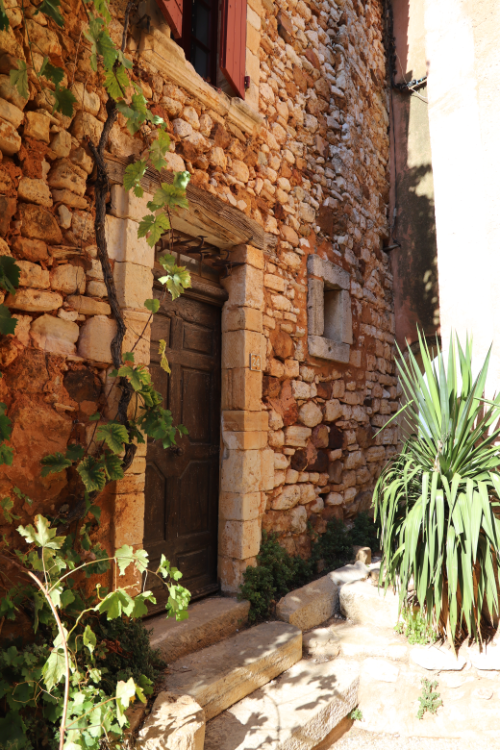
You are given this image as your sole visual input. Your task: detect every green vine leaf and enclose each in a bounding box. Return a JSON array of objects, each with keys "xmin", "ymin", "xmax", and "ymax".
[
  {"xmin": 158, "ymin": 339, "xmax": 170, "ymax": 374},
  {"xmin": 77, "ymin": 456, "xmax": 106, "ymax": 493},
  {"xmin": 123, "ymin": 159, "xmax": 147, "ymax": 196},
  {"xmin": 65, "ymin": 444, "xmax": 84, "ymax": 462},
  {"xmin": 40, "ymin": 452, "xmax": 72, "ymax": 477},
  {"xmin": 0, "ymin": 403, "xmax": 12, "ymax": 443},
  {"xmin": 53, "ymin": 86, "xmax": 77, "ymax": 117},
  {"xmin": 148, "ymin": 182, "xmax": 189, "ymax": 212},
  {"xmin": 92, "ymin": 0, "xmax": 111, "ymax": 23},
  {"xmin": 17, "ymin": 515, "xmax": 65, "ymax": 549},
  {"xmin": 96, "ymin": 423, "xmax": 129, "ymax": 455},
  {"xmin": 0, "ymin": 443, "xmax": 13, "ymax": 466},
  {"xmin": 0, "ymin": 304, "xmax": 17, "ymax": 335},
  {"xmin": 83, "ymin": 624, "xmax": 96, "ymax": 654},
  {"xmin": 104, "ymin": 64, "xmax": 129, "ymax": 100},
  {"xmin": 101, "ymin": 452, "xmax": 124, "ymax": 481},
  {"xmin": 158, "ymin": 254, "xmax": 191, "ymax": 300},
  {"xmin": 115, "ymin": 677, "xmax": 136, "ymax": 726},
  {"xmin": 38, "ymin": 0, "xmax": 64, "ymax": 26},
  {"xmin": 144, "ymin": 298, "xmax": 160, "ymax": 314},
  {"xmin": 39, "ymin": 57, "xmax": 64, "ymax": 86},
  {"xmin": 9, "ymin": 60, "xmax": 28, "ymax": 101},
  {"xmin": 42, "ymin": 647, "xmax": 66, "ymax": 691},
  {"xmin": 173, "ymin": 171, "xmax": 191, "ymax": 190},
  {"xmin": 149, "ymin": 130, "xmax": 171, "ymax": 171},
  {"xmin": 114, "ymin": 364, "xmax": 150, "ymax": 392},
  {"xmin": 1, "ymin": 497, "xmax": 19, "ymax": 523},
  {"xmin": 0, "ymin": 256, "xmax": 20, "ymax": 294},
  {"xmin": 95, "ymin": 589, "xmax": 134, "ymax": 619},
  {"xmin": 138, "ymin": 213, "xmax": 171, "ymax": 247}
]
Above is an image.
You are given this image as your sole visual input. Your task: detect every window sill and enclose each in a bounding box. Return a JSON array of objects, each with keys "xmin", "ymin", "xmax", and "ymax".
[
  {"xmin": 308, "ymin": 336, "xmax": 350, "ymax": 363},
  {"xmin": 139, "ymin": 28, "xmax": 263, "ymax": 137}
]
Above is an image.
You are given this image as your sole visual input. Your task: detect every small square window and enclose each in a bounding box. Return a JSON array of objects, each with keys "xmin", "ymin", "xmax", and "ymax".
[{"xmin": 307, "ymin": 255, "xmax": 352, "ymax": 363}]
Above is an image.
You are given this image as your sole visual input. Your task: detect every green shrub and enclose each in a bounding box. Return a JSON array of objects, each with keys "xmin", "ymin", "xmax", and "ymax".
[
  {"xmin": 417, "ymin": 679, "xmax": 442, "ymax": 720},
  {"xmin": 374, "ymin": 332, "xmax": 500, "ymax": 644},
  {"xmin": 349, "ymin": 511, "xmax": 380, "ymax": 551},
  {"xmin": 310, "ymin": 518, "xmax": 353, "ymax": 571},
  {"xmin": 395, "ymin": 607, "xmax": 437, "ymax": 645}
]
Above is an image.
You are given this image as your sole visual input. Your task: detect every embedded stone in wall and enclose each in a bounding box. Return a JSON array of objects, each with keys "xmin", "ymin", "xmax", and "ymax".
[
  {"xmin": 77, "ymin": 315, "xmax": 117, "ymax": 363},
  {"xmin": 66, "ymin": 295, "xmax": 111, "ymax": 316},
  {"xmin": 113, "ymin": 261, "xmax": 154, "ymax": 310},
  {"xmin": 106, "ymin": 214, "xmax": 155, "ymax": 267},
  {"xmin": 18, "ymin": 204, "xmax": 63, "ymax": 243},
  {"xmin": 18, "ymin": 177, "xmax": 53, "ymax": 207},
  {"xmin": 30, "ymin": 314, "xmax": 79, "ymax": 356},
  {"xmin": 50, "ymin": 264, "xmax": 86, "ymax": 295},
  {"xmin": 6, "ymin": 288, "xmax": 63, "ymax": 312},
  {"xmin": 0, "ymin": 117, "xmax": 21, "ymax": 155},
  {"xmin": 298, "ymin": 401, "xmax": 323, "ymax": 428},
  {"xmin": 0, "ymin": 97, "xmax": 23, "ymax": 128},
  {"xmin": 17, "ymin": 260, "xmax": 50, "ymax": 289},
  {"xmin": 24, "ymin": 111, "xmax": 50, "ymax": 143},
  {"xmin": 48, "ymin": 159, "xmax": 88, "ymax": 197}
]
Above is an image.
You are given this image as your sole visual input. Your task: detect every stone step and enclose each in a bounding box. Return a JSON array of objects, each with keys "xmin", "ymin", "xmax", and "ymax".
[
  {"xmin": 204, "ymin": 657, "xmax": 360, "ymax": 750},
  {"xmin": 163, "ymin": 621, "xmax": 302, "ymax": 721},
  {"xmin": 148, "ymin": 596, "xmax": 250, "ymax": 664},
  {"xmin": 276, "ymin": 573, "xmax": 339, "ymax": 630},
  {"xmin": 339, "ymin": 579, "xmax": 399, "ymax": 629}
]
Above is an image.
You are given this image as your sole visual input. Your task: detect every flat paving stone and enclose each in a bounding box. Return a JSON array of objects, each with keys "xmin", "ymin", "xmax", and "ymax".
[
  {"xmin": 204, "ymin": 658, "xmax": 359, "ymax": 750},
  {"xmin": 339, "ymin": 580, "xmax": 399, "ymax": 629},
  {"xmin": 148, "ymin": 597, "xmax": 250, "ymax": 663},
  {"xmin": 164, "ymin": 621, "xmax": 302, "ymax": 721}
]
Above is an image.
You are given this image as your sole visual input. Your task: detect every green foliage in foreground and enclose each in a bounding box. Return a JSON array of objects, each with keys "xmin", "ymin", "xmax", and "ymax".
[
  {"xmin": 0, "ymin": 514, "xmax": 189, "ymax": 750},
  {"xmin": 240, "ymin": 513, "xmax": 379, "ymax": 623},
  {"xmin": 349, "ymin": 708, "xmax": 363, "ymax": 721},
  {"xmin": 374, "ymin": 332, "xmax": 500, "ymax": 645},
  {"xmin": 417, "ymin": 679, "xmax": 442, "ymax": 720}
]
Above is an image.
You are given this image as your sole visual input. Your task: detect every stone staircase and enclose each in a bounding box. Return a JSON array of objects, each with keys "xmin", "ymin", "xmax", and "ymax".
[{"xmin": 137, "ymin": 563, "xmax": 370, "ymax": 750}]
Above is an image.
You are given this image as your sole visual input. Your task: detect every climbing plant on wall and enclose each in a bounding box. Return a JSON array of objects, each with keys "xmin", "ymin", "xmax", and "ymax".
[{"xmin": 0, "ymin": 0, "xmax": 196, "ymax": 747}]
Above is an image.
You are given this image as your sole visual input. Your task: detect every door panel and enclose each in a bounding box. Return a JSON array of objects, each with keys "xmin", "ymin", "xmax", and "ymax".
[{"xmin": 144, "ymin": 289, "xmax": 221, "ymax": 610}]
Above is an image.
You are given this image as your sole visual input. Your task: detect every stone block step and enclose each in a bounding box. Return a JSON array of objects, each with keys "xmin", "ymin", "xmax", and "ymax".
[
  {"xmin": 277, "ymin": 573, "xmax": 339, "ymax": 630},
  {"xmin": 164, "ymin": 621, "xmax": 302, "ymax": 721},
  {"xmin": 339, "ymin": 579, "xmax": 399, "ymax": 629},
  {"xmin": 148, "ymin": 596, "xmax": 250, "ymax": 663},
  {"xmin": 204, "ymin": 658, "xmax": 360, "ymax": 750}
]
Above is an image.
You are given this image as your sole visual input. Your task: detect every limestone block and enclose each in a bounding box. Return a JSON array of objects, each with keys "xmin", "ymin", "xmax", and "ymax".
[
  {"xmin": 221, "ymin": 449, "xmax": 265, "ymax": 493},
  {"xmin": 222, "ymin": 367, "xmax": 262, "ymax": 411},
  {"xmin": 219, "ymin": 555, "xmax": 256, "ymax": 594},
  {"xmin": 17, "ymin": 260, "xmax": 50, "ymax": 289},
  {"xmin": 222, "ymin": 305, "xmax": 262, "ymax": 333},
  {"xmin": 70, "ymin": 81, "xmax": 100, "ymax": 116},
  {"xmin": 19, "ymin": 204, "xmax": 62, "ymax": 243},
  {"xmin": 324, "ymin": 398, "xmax": 343, "ymax": 422},
  {"xmin": 222, "ymin": 431, "xmax": 267, "ymax": 450},
  {"xmin": 24, "ymin": 111, "xmax": 50, "ymax": 143},
  {"xmin": 165, "ymin": 622, "xmax": 302, "ymax": 721},
  {"xmin": 308, "ymin": 335, "xmax": 350, "ymax": 363},
  {"xmin": 114, "ymin": 492, "xmax": 145, "ymax": 547},
  {"xmin": 30, "ymin": 314, "xmax": 79, "ymax": 356},
  {"xmin": 149, "ymin": 598, "xmax": 250, "ymax": 664},
  {"xmin": 230, "ymin": 244, "xmax": 264, "ymax": 270},
  {"xmin": 114, "ymin": 261, "xmax": 154, "ymax": 310},
  {"xmin": 109, "ymin": 184, "xmax": 153, "ymax": 221},
  {"xmin": 87, "ymin": 258, "xmax": 104, "ymax": 280},
  {"xmin": 0, "ymin": 97, "xmax": 23, "ymax": 127},
  {"xmin": 50, "ymin": 130, "xmax": 71, "ymax": 158},
  {"xmin": 277, "ymin": 574, "xmax": 339, "ymax": 630},
  {"xmin": 18, "ymin": 177, "xmax": 52, "ymax": 207},
  {"xmin": 25, "ymin": 20, "xmax": 61, "ymax": 55},
  {"xmin": 77, "ymin": 315, "xmax": 117, "ymax": 363},
  {"xmin": 6, "ymin": 288, "xmax": 63, "ymax": 312},
  {"xmin": 339, "ymin": 579, "xmax": 399, "ymax": 628},
  {"xmin": 87, "ymin": 280, "xmax": 107, "ymax": 297},
  {"xmin": 307, "ymin": 277, "xmax": 324, "ymax": 335},
  {"xmin": 307, "ymin": 254, "xmax": 350, "ymax": 290},
  {"xmin": 221, "ymin": 264, "xmax": 264, "ymax": 311},
  {"xmin": 122, "ymin": 309, "xmax": 151, "ymax": 365},
  {"xmin": 219, "ymin": 518, "xmax": 261, "ymax": 559},
  {"xmin": 284, "ymin": 425, "xmax": 312, "ymax": 447},
  {"xmin": 0, "ymin": 116, "xmax": 21, "ymax": 154},
  {"xmin": 222, "ymin": 329, "xmax": 265, "ymax": 370},
  {"xmin": 106, "ymin": 214, "xmax": 155, "ymax": 267},
  {"xmin": 51, "ymin": 265, "xmax": 86, "ymax": 295},
  {"xmin": 410, "ymin": 646, "xmax": 466, "ymax": 672},
  {"xmin": 48, "ymin": 159, "xmax": 87, "ymax": 196},
  {"xmin": 299, "ymin": 483, "xmax": 316, "ymax": 504},
  {"xmin": 261, "ymin": 448, "xmax": 274, "ymax": 491},
  {"xmin": 222, "ymin": 410, "xmax": 268, "ymax": 432},
  {"xmin": 298, "ymin": 401, "xmax": 323, "ymax": 427},
  {"xmin": 51, "ymin": 189, "xmax": 88, "ymax": 209},
  {"xmin": 66, "ymin": 295, "xmax": 111, "ymax": 316},
  {"xmin": 219, "ymin": 492, "xmax": 264, "ymax": 521},
  {"xmin": 72, "ymin": 111, "xmax": 104, "ymax": 143},
  {"xmin": 272, "ymin": 484, "xmax": 300, "ymax": 510}
]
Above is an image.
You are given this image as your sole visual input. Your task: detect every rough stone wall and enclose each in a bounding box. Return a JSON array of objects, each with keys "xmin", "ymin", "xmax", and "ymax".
[{"xmin": 0, "ymin": 0, "xmax": 395, "ymax": 590}]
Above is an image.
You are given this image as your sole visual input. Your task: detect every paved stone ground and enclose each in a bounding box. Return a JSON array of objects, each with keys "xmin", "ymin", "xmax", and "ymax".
[{"xmin": 329, "ymin": 729, "xmax": 479, "ymax": 750}]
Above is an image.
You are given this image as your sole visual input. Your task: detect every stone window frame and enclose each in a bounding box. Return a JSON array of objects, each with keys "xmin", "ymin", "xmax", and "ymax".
[{"xmin": 307, "ymin": 254, "xmax": 353, "ymax": 363}]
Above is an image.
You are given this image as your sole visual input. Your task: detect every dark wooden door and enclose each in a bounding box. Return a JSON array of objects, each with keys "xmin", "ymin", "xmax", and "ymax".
[{"xmin": 144, "ymin": 287, "xmax": 221, "ymax": 609}]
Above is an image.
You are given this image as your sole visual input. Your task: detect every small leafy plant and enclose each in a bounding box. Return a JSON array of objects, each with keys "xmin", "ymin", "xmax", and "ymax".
[
  {"xmin": 417, "ymin": 679, "xmax": 443, "ymax": 720},
  {"xmin": 349, "ymin": 707, "xmax": 363, "ymax": 721},
  {"xmin": 395, "ymin": 607, "xmax": 437, "ymax": 645}
]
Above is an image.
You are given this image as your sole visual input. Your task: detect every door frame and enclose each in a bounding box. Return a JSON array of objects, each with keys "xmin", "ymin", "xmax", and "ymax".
[{"xmin": 110, "ymin": 243, "xmax": 273, "ymax": 596}]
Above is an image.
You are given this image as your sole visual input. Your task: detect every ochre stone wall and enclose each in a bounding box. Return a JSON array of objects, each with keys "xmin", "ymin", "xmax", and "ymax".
[{"xmin": 0, "ymin": 0, "xmax": 395, "ymax": 594}]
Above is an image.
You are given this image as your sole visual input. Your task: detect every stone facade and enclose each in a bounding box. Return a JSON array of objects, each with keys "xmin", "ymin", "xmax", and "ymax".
[{"xmin": 0, "ymin": 0, "xmax": 395, "ymax": 593}]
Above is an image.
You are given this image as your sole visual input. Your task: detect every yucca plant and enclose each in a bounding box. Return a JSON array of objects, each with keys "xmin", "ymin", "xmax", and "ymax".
[{"xmin": 374, "ymin": 331, "xmax": 500, "ymax": 646}]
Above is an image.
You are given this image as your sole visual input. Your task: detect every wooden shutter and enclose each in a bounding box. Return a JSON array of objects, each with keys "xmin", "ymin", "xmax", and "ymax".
[
  {"xmin": 220, "ymin": 0, "xmax": 247, "ymax": 99},
  {"xmin": 156, "ymin": 0, "xmax": 183, "ymax": 39}
]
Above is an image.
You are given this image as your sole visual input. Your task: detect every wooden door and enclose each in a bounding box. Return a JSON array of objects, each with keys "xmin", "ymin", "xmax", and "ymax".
[{"xmin": 144, "ymin": 286, "xmax": 221, "ymax": 609}]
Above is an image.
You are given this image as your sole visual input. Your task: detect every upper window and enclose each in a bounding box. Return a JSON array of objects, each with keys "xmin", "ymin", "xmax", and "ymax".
[
  {"xmin": 307, "ymin": 255, "xmax": 353, "ymax": 363},
  {"xmin": 156, "ymin": 0, "xmax": 247, "ymax": 98}
]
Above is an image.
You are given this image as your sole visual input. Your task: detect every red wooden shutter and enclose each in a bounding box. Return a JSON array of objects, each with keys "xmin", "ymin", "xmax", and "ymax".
[
  {"xmin": 220, "ymin": 0, "xmax": 247, "ymax": 99},
  {"xmin": 156, "ymin": 0, "xmax": 184, "ymax": 40}
]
